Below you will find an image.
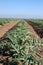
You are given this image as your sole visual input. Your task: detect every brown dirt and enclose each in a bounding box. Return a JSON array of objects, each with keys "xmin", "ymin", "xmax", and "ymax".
[
  {"xmin": 25, "ymin": 21, "xmax": 41, "ymax": 40},
  {"xmin": 0, "ymin": 20, "xmax": 20, "ymax": 38}
]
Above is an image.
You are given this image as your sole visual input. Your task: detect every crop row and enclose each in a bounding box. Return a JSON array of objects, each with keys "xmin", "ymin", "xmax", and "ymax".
[{"xmin": 0, "ymin": 20, "xmax": 43, "ymax": 65}]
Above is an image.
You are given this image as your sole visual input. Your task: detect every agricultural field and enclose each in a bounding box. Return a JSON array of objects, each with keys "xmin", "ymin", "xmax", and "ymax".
[
  {"xmin": 25, "ymin": 19, "xmax": 43, "ymax": 38},
  {"xmin": 29, "ymin": 19, "xmax": 43, "ymax": 26},
  {"xmin": 0, "ymin": 18, "xmax": 17, "ymax": 25},
  {"xmin": 0, "ymin": 19, "xmax": 43, "ymax": 65}
]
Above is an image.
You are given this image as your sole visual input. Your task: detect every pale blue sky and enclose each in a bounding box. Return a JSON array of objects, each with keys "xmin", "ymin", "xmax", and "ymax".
[{"xmin": 0, "ymin": 0, "xmax": 43, "ymax": 18}]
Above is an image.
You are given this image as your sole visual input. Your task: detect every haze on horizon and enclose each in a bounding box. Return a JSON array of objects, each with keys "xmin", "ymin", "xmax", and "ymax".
[{"xmin": 0, "ymin": 0, "xmax": 43, "ymax": 19}]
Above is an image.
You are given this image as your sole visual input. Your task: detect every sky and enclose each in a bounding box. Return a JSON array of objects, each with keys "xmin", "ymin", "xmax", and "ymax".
[{"xmin": 0, "ymin": 0, "xmax": 43, "ymax": 18}]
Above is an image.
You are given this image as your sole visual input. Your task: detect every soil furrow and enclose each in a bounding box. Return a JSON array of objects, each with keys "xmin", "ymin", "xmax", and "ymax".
[{"xmin": 25, "ymin": 20, "xmax": 41, "ymax": 40}]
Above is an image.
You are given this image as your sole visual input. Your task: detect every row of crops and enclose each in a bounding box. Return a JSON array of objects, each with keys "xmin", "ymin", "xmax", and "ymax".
[
  {"xmin": 25, "ymin": 19, "xmax": 43, "ymax": 38},
  {"xmin": 0, "ymin": 19, "xmax": 43, "ymax": 65},
  {"xmin": 29, "ymin": 19, "xmax": 43, "ymax": 27},
  {"xmin": 0, "ymin": 18, "xmax": 16, "ymax": 25}
]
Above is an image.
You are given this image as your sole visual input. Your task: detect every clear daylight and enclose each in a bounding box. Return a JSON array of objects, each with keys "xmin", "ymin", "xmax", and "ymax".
[{"xmin": 0, "ymin": 0, "xmax": 43, "ymax": 65}]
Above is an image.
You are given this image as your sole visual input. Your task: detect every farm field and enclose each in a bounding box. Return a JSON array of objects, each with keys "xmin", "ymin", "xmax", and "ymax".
[
  {"xmin": 0, "ymin": 18, "xmax": 43, "ymax": 65},
  {"xmin": 25, "ymin": 19, "xmax": 43, "ymax": 38},
  {"xmin": 0, "ymin": 18, "xmax": 17, "ymax": 25}
]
